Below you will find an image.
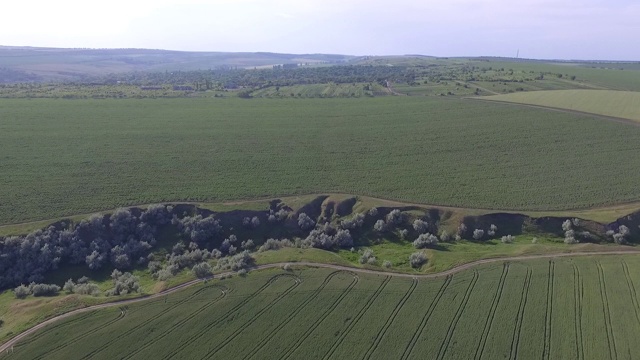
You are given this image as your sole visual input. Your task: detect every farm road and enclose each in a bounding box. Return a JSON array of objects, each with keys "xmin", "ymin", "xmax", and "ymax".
[{"xmin": 1, "ymin": 249, "xmax": 639, "ymax": 354}]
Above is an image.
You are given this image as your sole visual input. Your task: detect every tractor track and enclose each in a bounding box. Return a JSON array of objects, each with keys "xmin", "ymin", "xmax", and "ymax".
[{"xmin": 2, "ymin": 250, "xmax": 639, "ymax": 355}]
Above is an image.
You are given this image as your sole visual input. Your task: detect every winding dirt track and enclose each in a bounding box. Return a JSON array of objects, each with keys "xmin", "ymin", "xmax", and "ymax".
[{"xmin": 1, "ymin": 249, "xmax": 639, "ymax": 354}]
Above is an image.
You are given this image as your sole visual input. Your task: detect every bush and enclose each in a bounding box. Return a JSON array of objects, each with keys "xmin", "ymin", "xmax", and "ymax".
[
  {"xmin": 386, "ymin": 210, "xmax": 403, "ymax": 226},
  {"xmin": 340, "ymin": 213, "xmax": 365, "ymax": 229},
  {"xmin": 30, "ymin": 283, "xmax": 61, "ymax": 297},
  {"xmin": 192, "ymin": 262, "xmax": 213, "ymax": 278},
  {"xmin": 501, "ymin": 235, "xmax": 515, "ymax": 244},
  {"xmin": 473, "ymin": 229, "xmax": 485, "ymax": 240},
  {"xmin": 106, "ymin": 270, "xmax": 140, "ymax": 296},
  {"xmin": 488, "ymin": 224, "xmax": 498, "ymax": 237},
  {"xmin": 412, "ymin": 219, "xmax": 428, "ymax": 234},
  {"xmin": 374, "ymin": 220, "xmax": 387, "ymax": 233},
  {"xmin": 439, "ymin": 230, "xmax": 451, "ymax": 242},
  {"xmin": 413, "ymin": 233, "xmax": 439, "ymax": 248},
  {"xmin": 297, "ymin": 213, "xmax": 315, "ymax": 230},
  {"xmin": 241, "ymin": 239, "xmax": 255, "ymax": 250},
  {"xmin": 368, "ymin": 207, "xmax": 378, "ymax": 217},
  {"xmin": 383, "ymin": 260, "xmax": 392, "ymax": 268},
  {"xmin": 359, "ymin": 249, "xmax": 376, "ymax": 264},
  {"xmin": 409, "ymin": 252, "xmax": 427, "ymax": 268},
  {"xmin": 14, "ymin": 285, "xmax": 31, "ymax": 299},
  {"xmin": 282, "ymin": 263, "xmax": 292, "ymax": 271}
]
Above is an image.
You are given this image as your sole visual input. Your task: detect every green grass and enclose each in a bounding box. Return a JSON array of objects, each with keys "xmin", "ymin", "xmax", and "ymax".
[
  {"xmin": 486, "ymin": 90, "xmax": 640, "ymax": 122},
  {"xmin": 8, "ymin": 256, "xmax": 640, "ymax": 359},
  {"xmin": 2, "ymin": 97, "xmax": 640, "ymax": 225}
]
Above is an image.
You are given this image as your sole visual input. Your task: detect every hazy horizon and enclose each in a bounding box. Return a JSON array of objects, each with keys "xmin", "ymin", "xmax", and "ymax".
[{"xmin": 2, "ymin": 0, "xmax": 639, "ymax": 61}]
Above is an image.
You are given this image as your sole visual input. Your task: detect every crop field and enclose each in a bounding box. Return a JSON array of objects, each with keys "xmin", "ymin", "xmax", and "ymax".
[
  {"xmin": 486, "ymin": 90, "xmax": 640, "ymax": 122},
  {"xmin": 6, "ymin": 256, "xmax": 640, "ymax": 359},
  {"xmin": 2, "ymin": 97, "xmax": 640, "ymax": 224}
]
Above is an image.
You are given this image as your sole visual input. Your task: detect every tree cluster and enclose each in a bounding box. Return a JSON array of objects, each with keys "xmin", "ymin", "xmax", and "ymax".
[{"xmin": 0, "ymin": 205, "xmax": 174, "ymax": 289}]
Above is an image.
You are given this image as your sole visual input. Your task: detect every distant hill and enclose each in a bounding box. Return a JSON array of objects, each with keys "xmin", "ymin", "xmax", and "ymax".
[{"xmin": 0, "ymin": 46, "xmax": 354, "ymax": 82}]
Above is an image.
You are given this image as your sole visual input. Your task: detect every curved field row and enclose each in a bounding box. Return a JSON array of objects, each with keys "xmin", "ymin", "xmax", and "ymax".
[
  {"xmin": 244, "ymin": 270, "xmax": 357, "ymax": 359},
  {"xmin": 509, "ymin": 268, "xmax": 532, "ymax": 360},
  {"xmin": 3, "ymin": 249, "xmax": 640, "ymax": 355},
  {"xmin": 4, "ymin": 257, "xmax": 640, "ymax": 359},
  {"xmin": 121, "ymin": 285, "xmax": 228, "ymax": 360}
]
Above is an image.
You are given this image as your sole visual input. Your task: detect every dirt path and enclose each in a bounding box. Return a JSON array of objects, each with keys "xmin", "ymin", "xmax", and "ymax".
[
  {"xmin": 385, "ymin": 81, "xmax": 405, "ymax": 96},
  {"xmin": 1, "ymin": 249, "xmax": 639, "ymax": 354},
  {"xmin": 469, "ymin": 97, "xmax": 640, "ymax": 128}
]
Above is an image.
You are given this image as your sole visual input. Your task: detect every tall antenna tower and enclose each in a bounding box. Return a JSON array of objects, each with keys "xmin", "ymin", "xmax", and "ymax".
[{"xmin": 516, "ymin": 49, "xmax": 520, "ymax": 59}]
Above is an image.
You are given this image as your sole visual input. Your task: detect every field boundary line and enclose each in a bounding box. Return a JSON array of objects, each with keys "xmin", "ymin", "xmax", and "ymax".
[
  {"xmin": 3, "ymin": 250, "xmax": 640, "ymax": 355},
  {"xmin": 509, "ymin": 267, "xmax": 532, "ymax": 360},
  {"xmin": 201, "ymin": 277, "xmax": 301, "ymax": 358},
  {"xmin": 122, "ymin": 285, "xmax": 227, "ymax": 360},
  {"xmin": 363, "ymin": 278, "xmax": 418, "ymax": 360},
  {"xmin": 542, "ymin": 261, "xmax": 555, "ymax": 360},
  {"xmin": 401, "ymin": 275, "xmax": 452, "ymax": 360},
  {"xmin": 597, "ymin": 261, "xmax": 618, "ymax": 360},
  {"xmin": 161, "ymin": 273, "xmax": 300, "ymax": 360},
  {"xmin": 469, "ymin": 97, "xmax": 640, "ymax": 128},
  {"xmin": 436, "ymin": 270, "xmax": 479, "ymax": 360},
  {"xmin": 320, "ymin": 276, "xmax": 392, "ymax": 360},
  {"xmin": 474, "ymin": 263, "xmax": 510, "ymax": 360},
  {"xmin": 244, "ymin": 270, "xmax": 356, "ymax": 359},
  {"xmin": 621, "ymin": 260, "xmax": 640, "ymax": 326},
  {"xmin": 278, "ymin": 274, "xmax": 361, "ymax": 360}
]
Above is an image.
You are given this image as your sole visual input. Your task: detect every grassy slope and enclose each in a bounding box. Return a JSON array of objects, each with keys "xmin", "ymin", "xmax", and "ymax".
[
  {"xmin": 486, "ymin": 90, "xmax": 640, "ymax": 122},
  {"xmin": 8, "ymin": 256, "xmax": 640, "ymax": 359},
  {"xmin": 2, "ymin": 97, "xmax": 640, "ymax": 224}
]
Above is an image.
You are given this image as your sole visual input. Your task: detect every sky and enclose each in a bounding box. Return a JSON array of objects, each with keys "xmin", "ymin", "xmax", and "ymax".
[{"xmin": 2, "ymin": 0, "xmax": 638, "ymax": 60}]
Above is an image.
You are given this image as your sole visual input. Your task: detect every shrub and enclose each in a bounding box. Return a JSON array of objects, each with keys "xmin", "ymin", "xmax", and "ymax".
[
  {"xmin": 409, "ymin": 252, "xmax": 427, "ymax": 268},
  {"xmin": 368, "ymin": 207, "xmax": 378, "ymax": 217},
  {"xmin": 298, "ymin": 213, "xmax": 315, "ymax": 230},
  {"xmin": 473, "ymin": 229, "xmax": 485, "ymax": 240},
  {"xmin": 250, "ymin": 216, "xmax": 260, "ymax": 228},
  {"xmin": 282, "ymin": 263, "xmax": 292, "ymax": 271},
  {"xmin": 192, "ymin": 262, "xmax": 213, "ymax": 278},
  {"xmin": 241, "ymin": 239, "xmax": 255, "ymax": 250},
  {"xmin": 237, "ymin": 268, "xmax": 248, "ymax": 276},
  {"xmin": 412, "ymin": 219, "xmax": 428, "ymax": 234},
  {"xmin": 501, "ymin": 235, "xmax": 515, "ymax": 244},
  {"xmin": 359, "ymin": 249, "xmax": 376, "ymax": 264},
  {"xmin": 14, "ymin": 285, "xmax": 31, "ymax": 299},
  {"xmin": 383, "ymin": 260, "xmax": 392, "ymax": 268},
  {"xmin": 374, "ymin": 220, "xmax": 387, "ymax": 233},
  {"xmin": 106, "ymin": 270, "xmax": 140, "ymax": 296},
  {"xmin": 488, "ymin": 224, "xmax": 498, "ymax": 237},
  {"xmin": 386, "ymin": 209, "xmax": 403, "ymax": 226},
  {"xmin": 340, "ymin": 213, "xmax": 365, "ymax": 229},
  {"xmin": 413, "ymin": 233, "xmax": 439, "ymax": 248},
  {"xmin": 439, "ymin": 230, "xmax": 451, "ymax": 242},
  {"xmin": 532, "ymin": 237, "xmax": 538, "ymax": 244},
  {"xmin": 30, "ymin": 283, "xmax": 61, "ymax": 297}
]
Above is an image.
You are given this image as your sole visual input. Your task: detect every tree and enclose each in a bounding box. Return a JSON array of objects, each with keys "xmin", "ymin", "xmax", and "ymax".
[
  {"xmin": 250, "ymin": 216, "xmax": 261, "ymax": 229},
  {"xmin": 374, "ymin": 220, "xmax": 387, "ymax": 233},
  {"xmin": 473, "ymin": 229, "xmax": 485, "ymax": 240},
  {"xmin": 192, "ymin": 262, "xmax": 213, "ymax": 278},
  {"xmin": 297, "ymin": 213, "xmax": 315, "ymax": 230},
  {"xmin": 488, "ymin": 224, "xmax": 498, "ymax": 237},
  {"xmin": 359, "ymin": 249, "xmax": 376, "ymax": 264},
  {"xmin": 413, "ymin": 233, "xmax": 439, "ymax": 248},
  {"xmin": 413, "ymin": 219, "xmax": 428, "ymax": 234},
  {"xmin": 386, "ymin": 209, "xmax": 403, "ymax": 226},
  {"xmin": 14, "ymin": 285, "xmax": 31, "ymax": 299},
  {"xmin": 63, "ymin": 279, "xmax": 76, "ymax": 294},
  {"xmin": 409, "ymin": 252, "xmax": 427, "ymax": 268}
]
